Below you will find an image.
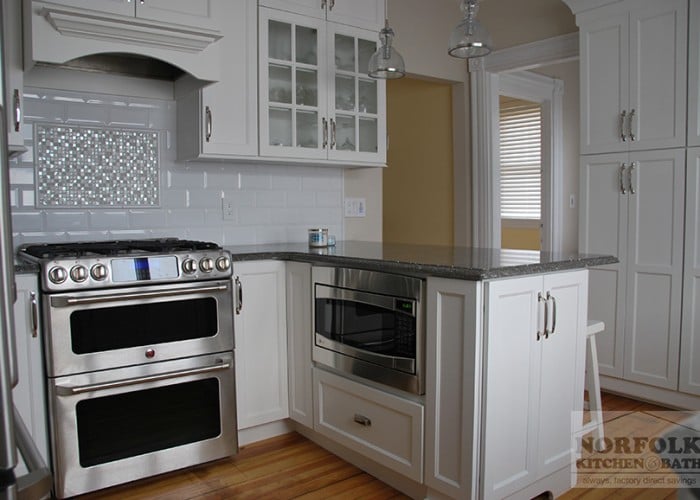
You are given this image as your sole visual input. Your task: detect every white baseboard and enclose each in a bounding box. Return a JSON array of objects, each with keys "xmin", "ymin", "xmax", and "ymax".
[
  {"xmin": 600, "ymin": 376, "xmax": 700, "ymax": 410},
  {"xmin": 237, "ymin": 419, "xmax": 294, "ymax": 447}
]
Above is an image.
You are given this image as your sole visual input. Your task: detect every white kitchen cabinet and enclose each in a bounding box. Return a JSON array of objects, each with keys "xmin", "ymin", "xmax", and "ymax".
[
  {"xmin": 424, "ymin": 277, "xmax": 481, "ymax": 499},
  {"xmin": 3, "ymin": 0, "xmax": 25, "ymax": 154},
  {"xmin": 39, "ymin": 0, "xmax": 220, "ymax": 30},
  {"xmin": 313, "ymin": 367, "xmax": 424, "ymax": 482},
  {"xmin": 285, "ymin": 262, "xmax": 313, "ymax": 428},
  {"xmin": 259, "ymin": 0, "xmax": 384, "ymax": 31},
  {"xmin": 12, "ymin": 274, "xmax": 50, "ymax": 470},
  {"xmin": 258, "ymin": 6, "xmax": 386, "ymax": 166},
  {"xmin": 689, "ymin": 0, "xmax": 700, "ymax": 147},
  {"xmin": 176, "ymin": 0, "xmax": 257, "ymax": 160},
  {"xmin": 680, "ymin": 148, "xmax": 700, "ymax": 395},
  {"xmin": 233, "ymin": 261, "xmax": 289, "ymax": 430},
  {"xmin": 578, "ymin": 0, "xmax": 687, "ymax": 154},
  {"xmin": 481, "ymin": 271, "xmax": 587, "ymax": 500},
  {"xmin": 579, "ymin": 149, "xmax": 685, "ymax": 389}
]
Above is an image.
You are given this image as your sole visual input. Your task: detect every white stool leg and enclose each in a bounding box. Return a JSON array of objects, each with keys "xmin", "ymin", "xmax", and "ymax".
[{"xmin": 585, "ymin": 332, "xmax": 605, "ymax": 451}]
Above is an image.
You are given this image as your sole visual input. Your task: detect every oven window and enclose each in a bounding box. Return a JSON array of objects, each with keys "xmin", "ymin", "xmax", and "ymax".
[
  {"xmin": 315, "ymin": 298, "xmax": 416, "ymax": 358},
  {"xmin": 70, "ymin": 298, "xmax": 218, "ymax": 354},
  {"xmin": 76, "ymin": 378, "xmax": 221, "ymax": 467}
]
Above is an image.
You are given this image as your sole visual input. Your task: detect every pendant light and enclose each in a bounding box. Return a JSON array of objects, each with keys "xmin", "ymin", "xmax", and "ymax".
[
  {"xmin": 448, "ymin": 0, "xmax": 492, "ymax": 59},
  {"xmin": 368, "ymin": 2, "xmax": 405, "ymax": 79}
]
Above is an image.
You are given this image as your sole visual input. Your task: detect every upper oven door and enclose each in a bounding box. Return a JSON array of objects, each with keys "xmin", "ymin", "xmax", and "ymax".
[
  {"xmin": 43, "ymin": 280, "xmax": 234, "ymax": 377},
  {"xmin": 314, "ymin": 283, "xmax": 418, "ymax": 374}
]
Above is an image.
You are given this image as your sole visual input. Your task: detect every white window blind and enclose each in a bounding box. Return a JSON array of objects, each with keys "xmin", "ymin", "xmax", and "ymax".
[{"xmin": 499, "ymin": 96, "xmax": 542, "ymax": 220}]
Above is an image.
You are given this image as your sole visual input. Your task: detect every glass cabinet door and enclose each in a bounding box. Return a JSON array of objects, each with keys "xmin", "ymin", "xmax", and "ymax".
[
  {"xmin": 328, "ymin": 24, "xmax": 386, "ymax": 163},
  {"xmin": 260, "ymin": 8, "xmax": 327, "ymax": 159}
]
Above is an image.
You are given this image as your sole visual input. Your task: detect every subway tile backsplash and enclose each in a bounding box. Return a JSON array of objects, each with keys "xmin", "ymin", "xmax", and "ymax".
[{"xmin": 10, "ymin": 88, "xmax": 343, "ymax": 249}]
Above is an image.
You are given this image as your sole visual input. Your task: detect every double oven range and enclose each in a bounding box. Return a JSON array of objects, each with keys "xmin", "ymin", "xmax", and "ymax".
[{"xmin": 18, "ymin": 238, "xmax": 237, "ymax": 499}]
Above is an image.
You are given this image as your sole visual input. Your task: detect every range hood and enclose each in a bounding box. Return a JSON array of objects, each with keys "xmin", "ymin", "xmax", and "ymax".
[{"xmin": 23, "ymin": 1, "xmax": 223, "ymax": 88}]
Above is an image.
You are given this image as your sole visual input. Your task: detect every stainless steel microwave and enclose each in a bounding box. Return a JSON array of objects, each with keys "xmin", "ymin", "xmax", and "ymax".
[{"xmin": 312, "ymin": 266, "xmax": 425, "ymax": 395}]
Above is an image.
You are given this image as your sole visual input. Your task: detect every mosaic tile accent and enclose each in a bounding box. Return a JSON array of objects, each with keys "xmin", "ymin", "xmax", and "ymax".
[{"xmin": 34, "ymin": 124, "xmax": 159, "ymax": 207}]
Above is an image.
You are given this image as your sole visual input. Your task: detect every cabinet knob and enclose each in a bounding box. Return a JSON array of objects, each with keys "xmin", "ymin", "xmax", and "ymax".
[{"xmin": 353, "ymin": 413, "xmax": 372, "ymax": 427}]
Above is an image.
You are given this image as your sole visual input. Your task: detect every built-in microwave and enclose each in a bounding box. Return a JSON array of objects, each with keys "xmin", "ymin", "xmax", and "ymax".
[{"xmin": 312, "ymin": 266, "xmax": 425, "ymax": 395}]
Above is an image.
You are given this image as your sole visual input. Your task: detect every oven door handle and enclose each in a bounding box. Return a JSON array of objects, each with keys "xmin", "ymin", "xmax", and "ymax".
[
  {"xmin": 50, "ymin": 284, "xmax": 230, "ymax": 307},
  {"xmin": 54, "ymin": 359, "xmax": 232, "ymax": 395}
]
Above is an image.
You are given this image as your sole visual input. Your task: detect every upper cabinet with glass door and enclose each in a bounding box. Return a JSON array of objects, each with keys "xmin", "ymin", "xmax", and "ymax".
[
  {"xmin": 259, "ymin": 0, "xmax": 384, "ymax": 31},
  {"xmin": 259, "ymin": 6, "xmax": 386, "ymax": 166}
]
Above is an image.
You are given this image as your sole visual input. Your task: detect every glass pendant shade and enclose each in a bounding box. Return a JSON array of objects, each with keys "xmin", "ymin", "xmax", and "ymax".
[
  {"xmin": 368, "ymin": 21, "xmax": 405, "ymax": 79},
  {"xmin": 448, "ymin": 0, "xmax": 492, "ymax": 58}
]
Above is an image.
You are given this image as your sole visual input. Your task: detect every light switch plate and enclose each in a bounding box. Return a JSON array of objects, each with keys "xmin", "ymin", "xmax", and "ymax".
[
  {"xmin": 344, "ymin": 198, "xmax": 366, "ymax": 217},
  {"xmin": 222, "ymin": 199, "xmax": 235, "ymax": 220}
]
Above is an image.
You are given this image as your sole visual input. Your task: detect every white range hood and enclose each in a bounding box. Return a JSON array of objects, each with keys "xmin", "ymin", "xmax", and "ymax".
[{"xmin": 23, "ymin": 0, "xmax": 224, "ymax": 85}]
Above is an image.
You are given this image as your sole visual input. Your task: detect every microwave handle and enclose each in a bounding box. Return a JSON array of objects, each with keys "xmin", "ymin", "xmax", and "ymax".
[{"xmin": 315, "ymin": 284, "xmax": 415, "ymax": 316}]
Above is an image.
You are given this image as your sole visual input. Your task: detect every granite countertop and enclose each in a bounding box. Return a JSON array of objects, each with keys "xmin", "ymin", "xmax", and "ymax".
[{"xmin": 224, "ymin": 241, "xmax": 618, "ymax": 280}]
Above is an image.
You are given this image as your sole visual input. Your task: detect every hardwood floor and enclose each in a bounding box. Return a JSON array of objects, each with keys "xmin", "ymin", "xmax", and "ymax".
[{"xmin": 76, "ymin": 393, "xmax": 690, "ymax": 499}]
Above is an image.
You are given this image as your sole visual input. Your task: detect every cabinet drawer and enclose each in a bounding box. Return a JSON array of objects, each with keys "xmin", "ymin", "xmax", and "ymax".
[{"xmin": 313, "ymin": 368, "xmax": 423, "ymax": 482}]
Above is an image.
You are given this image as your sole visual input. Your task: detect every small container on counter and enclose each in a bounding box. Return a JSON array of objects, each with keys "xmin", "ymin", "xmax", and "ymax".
[{"xmin": 308, "ymin": 228, "xmax": 329, "ymax": 247}]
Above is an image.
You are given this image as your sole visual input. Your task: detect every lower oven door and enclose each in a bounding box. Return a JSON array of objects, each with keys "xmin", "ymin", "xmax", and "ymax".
[
  {"xmin": 43, "ymin": 280, "xmax": 234, "ymax": 377},
  {"xmin": 48, "ymin": 353, "xmax": 237, "ymax": 499}
]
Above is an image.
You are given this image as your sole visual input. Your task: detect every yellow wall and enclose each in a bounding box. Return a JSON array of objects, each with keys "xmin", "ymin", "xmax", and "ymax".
[
  {"xmin": 501, "ymin": 227, "xmax": 541, "ymax": 250},
  {"xmin": 383, "ymin": 78, "xmax": 454, "ymax": 246}
]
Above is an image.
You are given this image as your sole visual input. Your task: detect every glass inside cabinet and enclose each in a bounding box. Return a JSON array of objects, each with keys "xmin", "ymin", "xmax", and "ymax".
[
  {"xmin": 265, "ymin": 15, "xmax": 321, "ymax": 151},
  {"xmin": 330, "ymin": 32, "xmax": 380, "ymax": 155}
]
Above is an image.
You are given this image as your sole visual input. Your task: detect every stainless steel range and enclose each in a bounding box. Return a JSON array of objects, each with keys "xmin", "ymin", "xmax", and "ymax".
[{"xmin": 17, "ymin": 238, "xmax": 238, "ymax": 499}]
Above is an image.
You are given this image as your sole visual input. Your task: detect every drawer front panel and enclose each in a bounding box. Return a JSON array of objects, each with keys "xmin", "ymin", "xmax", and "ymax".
[{"xmin": 313, "ymin": 368, "xmax": 423, "ymax": 482}]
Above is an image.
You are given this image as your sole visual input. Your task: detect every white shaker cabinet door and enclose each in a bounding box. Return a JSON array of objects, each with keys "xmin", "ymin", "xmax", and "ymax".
[
  {"xmin": 680, "ymin": 148, "xmax": 700, "ymax": 395},
  {"xmin": 622, "ymin": 149, "xmax": 685, "ymax": 389},
  {"xmin": 233, "ymin": 261, "xmax": 289, "ymax": 430},
  {"xmin": 689, "ymin": 0, "xmax": 700, "ymax": 147},
  {"xmin": 327, "ymin": 0, "xmax": 384, "ymax": 31},
  {"xmin": 578, "ymin": 153, "xmax": 628, "ymax": 378},
  {"xmin": 12, "ymin": 274, "xmax": 50, "ymax": 471},
  {"xmin": 133, "ymin": 0, "xmax": 220, "ymax": 30},
  {"xmin": 285, "ymin": 262, "xmax": 313, "ymax": 428}
]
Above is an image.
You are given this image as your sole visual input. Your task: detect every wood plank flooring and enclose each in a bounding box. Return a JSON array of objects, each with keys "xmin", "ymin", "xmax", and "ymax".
[{"xmin": 76, "ymin": 393, "xmax": 691, "ymax": 499}]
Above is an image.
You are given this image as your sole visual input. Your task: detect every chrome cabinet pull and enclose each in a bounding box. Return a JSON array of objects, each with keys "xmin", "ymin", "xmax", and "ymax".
[
  {"xmin": 628, "ymin": 109, "xmax": 636, "ymax": 141},
  {"xmin": 205, "ymin": 106, "xmax": 212, "ymax": 142},
  {"xmin": 322, "ymin": 117, "xmax": 328, "ymax": 148},
  {"xmin": 55, "ymin": 360, "xmax": 232, "ymax": 396},
  {"xmin": 354, "ymin": 413, "xmax": 371, "ymax": 427},
  {"xmin": 235, "ymin": 276, "xmax": 243, "ymax": 315},
  {"xmin": 29, "ymin": 292, "xmax": 38, "ymax": 338},
  {"xmin": 629, "ymin": 161, "xmax": 637, "ymax": 195},
  {"xmin": 329, "ymin": 0, "xmax": 335, "ymax": 10},
  {"xmin": 321, "ymin": 0, "xmax": 326, "ymax": 9},
  {"xmin": 620, "ymin": 110, "xmax": 627, "ymax": 142},
  {"xmin": 13, "ymin": 89, "xmax": 21, "ymax": 132},
  {"xmin": 537, "ymin": 292, "xmax": 545, "ymax": 341},
  {"xmin": 543, "ymin": 291, "xmax": 550, "ymax": 339},
  {"xmin": 547, "ymin": 291, "xmax": 557, "ymax": 335},
  {"xmin": 619, "ymin": 163, "xmax": 627, "ymax": 195},
  {"xmin": 331, "ymin": 118, "xmax": 336, "ymax": 148}
]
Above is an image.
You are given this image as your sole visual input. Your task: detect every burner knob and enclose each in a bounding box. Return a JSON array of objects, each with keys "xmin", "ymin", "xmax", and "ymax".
[
  {"xmin": 182, "ymin": 258, "xmax": 197, "ymax": 274},
  {"xmin": 48, "ymin": 266, "xmax": 68, "ymax": 284},
  {"xmin": 199, "ymin": 257, "xmax": 214, "ymax": 273},
  {"xmin": 91, "ymin": 263, "xmax": 108, "ymax": 281},
  {"xmin": 215, "ymin": 256, "xmax": 231, "ymax": 272},
  {"xmin": 70, "ymin": 265, "xmax": 88, "ymax": 283}
]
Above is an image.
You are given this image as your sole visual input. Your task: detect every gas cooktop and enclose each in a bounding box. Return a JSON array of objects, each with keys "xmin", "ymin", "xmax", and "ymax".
[
  {"xmin": 18, "ymin": 238, "xmax": 232, "ymax": 292},
  {"xmin": 20, "ymin": 238, "xmax": 221, "ymax": 259}
]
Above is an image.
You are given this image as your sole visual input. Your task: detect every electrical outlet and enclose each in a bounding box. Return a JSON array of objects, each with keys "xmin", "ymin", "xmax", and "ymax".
[
  {"xmin": 221, "ymin": 199, "xmax": 235, "ymax": 220},
  {"xmin": 344, "ymin": 198, "xmax": 366, "ymax": 217}
]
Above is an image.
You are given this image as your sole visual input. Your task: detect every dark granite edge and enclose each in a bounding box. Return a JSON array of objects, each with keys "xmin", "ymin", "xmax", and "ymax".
[{"xmin": 226, "ymin": 250, "xmax": 618, "ymax": 280}]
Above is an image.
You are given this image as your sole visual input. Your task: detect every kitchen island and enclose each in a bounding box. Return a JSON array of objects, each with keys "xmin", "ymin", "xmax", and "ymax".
[{"xmin": 225, "ymin": 242, "xmax": 616, "ymax": 500}]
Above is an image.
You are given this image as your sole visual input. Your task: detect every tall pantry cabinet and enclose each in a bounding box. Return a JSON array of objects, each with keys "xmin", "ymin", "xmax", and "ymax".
[{"xmin": 572, "ymin": 0, "xmax": 700, "ymax": 401}]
